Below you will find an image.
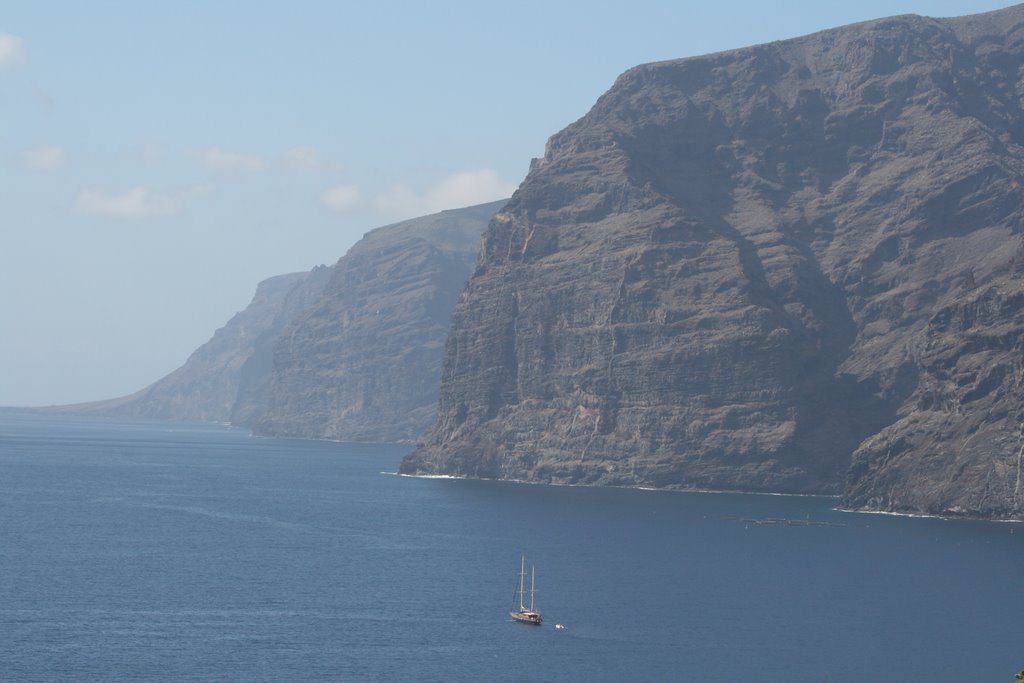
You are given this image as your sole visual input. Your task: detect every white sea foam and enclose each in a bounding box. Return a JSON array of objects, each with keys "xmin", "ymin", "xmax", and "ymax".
[
  {"xmin": 838, "ymin": 506, "xmax": 1024, "ymax": 523},
  {"xmin": 393, "ymin": 473, "xmax": 465, "ymax": 479}
]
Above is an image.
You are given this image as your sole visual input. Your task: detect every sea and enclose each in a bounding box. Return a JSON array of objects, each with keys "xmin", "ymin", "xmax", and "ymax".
[{"xmin": 1, "ymin": 411, "xmax": 1021, "ymax": 682}]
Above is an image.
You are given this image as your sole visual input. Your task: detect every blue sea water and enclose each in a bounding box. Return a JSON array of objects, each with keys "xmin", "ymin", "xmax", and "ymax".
[{"xmin": 0, "ymin": 412, "xmax": 1021, "ymax": 682}]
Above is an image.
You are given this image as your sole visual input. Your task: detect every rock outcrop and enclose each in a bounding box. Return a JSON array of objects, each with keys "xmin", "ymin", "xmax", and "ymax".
[
  {"xmin": 401, "ymin": 6, "xmax": 1024, "ymax": 518},
  {"xmin": 254, "ymin": 201, "xmax": 503, "ymax": 442},
  {"xmin": 55, "ymin": 267, "xmax": 333, "ymax": 424}
]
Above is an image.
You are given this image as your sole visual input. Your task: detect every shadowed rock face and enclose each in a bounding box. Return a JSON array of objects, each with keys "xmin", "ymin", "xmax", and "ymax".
[
  {"xmin": 55, "ymin": 266, "xmax": 334, "ymax": 424},
  {"xmin": 402, "ymin": 6, "xmax": 1024, "ymax": 517},
  {"xmin": 254, "ymin": 201, "xmax": 504, "ymax": 443}
]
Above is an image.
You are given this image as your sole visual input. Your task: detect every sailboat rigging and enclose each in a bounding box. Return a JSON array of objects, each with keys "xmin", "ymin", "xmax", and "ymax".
[{"xmin": 510, "ymin": 556, "xmax": 542, "ymax": 625}]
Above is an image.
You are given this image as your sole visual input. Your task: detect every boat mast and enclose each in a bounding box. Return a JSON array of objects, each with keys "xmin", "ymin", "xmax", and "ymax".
[
  {"xmin": 530, "ymin": 564, "xmax": 536, "ymax": 611},
  {"xmin": 519, "ymin": 555, "xmax": 526, "ymax": 611}
]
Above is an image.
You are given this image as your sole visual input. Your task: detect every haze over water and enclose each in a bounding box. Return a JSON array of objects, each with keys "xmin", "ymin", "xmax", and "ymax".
[{"xmin": 1, "ymin": 412, "xmax": 1020, "ymax": 681}]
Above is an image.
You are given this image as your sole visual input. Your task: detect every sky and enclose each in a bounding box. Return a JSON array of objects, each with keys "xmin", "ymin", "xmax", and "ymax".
[{"xmin": 1, "ymin": 0, "xmax": 1014, "ymax": 406}]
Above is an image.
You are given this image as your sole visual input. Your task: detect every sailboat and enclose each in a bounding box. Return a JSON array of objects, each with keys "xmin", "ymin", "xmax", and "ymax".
[{"xmin": 510, "ymin": 556, "xmax": 542, "ymax": 625}]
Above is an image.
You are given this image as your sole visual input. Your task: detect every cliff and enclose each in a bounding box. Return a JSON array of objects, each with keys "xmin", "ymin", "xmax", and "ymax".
[
  {"xmin": 52, "ymin": 202, "xmax": 502, "ymax": 439},
  {"xmin": 401, "ymin": 6, "xmax": 1024, "ymax": 519},
  {"xmin": 253, "ymin": 201, "xmax": 504, "ymax": 442},
  {"xmin": 53, "ymin": 267, "xmax": 334, "ymax": 424}
]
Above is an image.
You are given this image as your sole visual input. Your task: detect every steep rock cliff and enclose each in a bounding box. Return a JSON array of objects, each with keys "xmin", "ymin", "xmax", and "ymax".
[
  {"xmin": 402, "ymin": 6, "xmax": 1024, "ymax": 517},
  {"xmin": 58, "ymin": 266, "xmax": 333, "ymax": 424},
  {"xmin": 254, "ymin": 201, "xmax": 503, "ymax": 442}
]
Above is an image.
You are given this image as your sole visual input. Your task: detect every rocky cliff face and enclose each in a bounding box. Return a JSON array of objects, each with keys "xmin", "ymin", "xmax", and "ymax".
[
  {"xmin": 402, "ymin": 6, "xmax": 1024, "ymax": 518},
  {"xmin": 229, "ymin": 267, "xmax": 336, "ymax": 426},
  {"xmin": 56, "ymin": 202, "xmax": 502, "ymax": 439},
  {"xmin": 254, "ymin": 201, "xmax": 504, "ymax": 442},
  {"xmin": 59, "ymin": 266, "xmax": 333, "ymax": 424}
]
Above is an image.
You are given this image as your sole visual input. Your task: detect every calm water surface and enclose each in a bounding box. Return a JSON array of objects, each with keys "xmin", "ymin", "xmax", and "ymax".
[{"xmin": 1, "ymin": 412, "xmax": 1021, "ymax": 681}]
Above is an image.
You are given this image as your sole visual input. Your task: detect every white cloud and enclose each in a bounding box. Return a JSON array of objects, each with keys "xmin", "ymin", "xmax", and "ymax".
[
  {"xmin": 283, "ymin": 145, "xmax": 339, "ymax": 171},
  {"xmin": 76, "ymin": 187, "xmax": 175, "ymax": 217},
  {"xmin": 427, "ymin": 169, "xmax": 517, "ymax": 210},
  {"xmin": 23, "ymin": 145, "xmax": 66, "ymax": 170},
  {"xmin": 373, "ymin": 184, "xmax": 420, "ymax": 217},
  {"xmin": 321, "ymin": 184, "xmax": 360, "ymax": 211},
  {"xmin": 200, "ymin": 146, "xmax": 265, "ymax": 170},
  {"xmin": 283, "ymin": 146, "xmax": 343, "ymax": 172},
  {"xmin": 132, "ymin": 143, "xmax": 165, "ymax": 166},
  {"xmin": 375, "ymin": 169, "xmax": 516, "ymax": 218},
  {"xmin": 284, "ymin": 146, "xmax": 319, "ymax": 169},
  {"xmin": 0, "ymin": 33, "xmax": 25, "ymax": 67}
]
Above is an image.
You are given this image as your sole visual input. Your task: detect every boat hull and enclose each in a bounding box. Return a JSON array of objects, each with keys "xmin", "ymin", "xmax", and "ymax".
[{"xmin": 510, "ymin": 610, "xmax": 542, "ymax": 625}]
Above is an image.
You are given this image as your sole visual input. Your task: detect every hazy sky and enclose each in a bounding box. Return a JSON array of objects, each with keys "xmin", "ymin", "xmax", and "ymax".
[{"xmin": 1, "ymin": 1, "xmax": 1011, "ymax": 406}]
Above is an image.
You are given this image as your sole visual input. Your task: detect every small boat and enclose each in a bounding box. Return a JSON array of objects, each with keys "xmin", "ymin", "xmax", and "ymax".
[{"xmin": 510, "ymin": 555, "xmax": 542, "ymax": 625}]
